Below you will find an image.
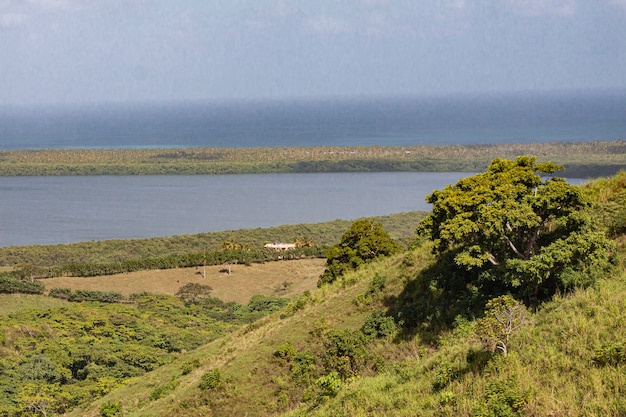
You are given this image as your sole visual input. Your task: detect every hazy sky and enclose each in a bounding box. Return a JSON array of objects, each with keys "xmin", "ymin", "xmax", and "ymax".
[{"xmin": 1, "ymin": 0, "xmax": 625, "ymax": 105}]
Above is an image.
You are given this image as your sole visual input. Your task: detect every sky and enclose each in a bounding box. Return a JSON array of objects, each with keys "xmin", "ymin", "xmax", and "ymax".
[{"xmin": 1, "ymin": 0, "xmax": 626, "ymax": 106}]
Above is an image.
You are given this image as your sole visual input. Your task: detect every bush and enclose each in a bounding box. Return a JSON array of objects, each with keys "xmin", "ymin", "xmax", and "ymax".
[
  {"xmin": 175, "ymin": 283, "xmax": 212, "ymax": 304},
  {"xmin": 247, "ymin": 294, "xmax": 288, "ymax": 313},
  {"xmin": 100, "ymin": 400, "xmax": 123, "ymax": 417},
  {"xmin": 149, "ymin": 378, "xmax": 180, "ymax": 401},
  {"xmin": 0, "ymin": 276, "xmax": 45, "ymax": 294},
  {"xmin": 199, "ymin": 369, "xmax": 222, "ymax": 391},
  {"xmin": 68, "ymin": 290, "xmax": 125, "ymax": 303},
  {"xmin": 321, "ymin": 329, "xmax": 373, "ymax": 379},
  {"xmin": 290, "ymin": 351, "xmax": 317, "ymax": 385},
  {"xmin": 316, "ymin": 372, "xmax": 341, "ymax": 399},
  {"xmin": 181, "ymin": 358, "xmax": 201, "ymax": 376},
  {"xmin": 473, "ymin": 377, "xmax": 529, "ymax": 417},
  {"xmin": 318, "ymin": 219, "xmax": 400, "ymax": 286},
  {"xmin": 432, "ymin": 361, "xmax": 460, "ymax": 391},
  {"xmin": 49, "ymin": 287, "xmax": 72, "ymax": 300},
  {"xmin": 361, "ymin": 311, "xmax": 397, "ymax": 339},
  {"xmin": 274, "ymin": 342, "xmax": 297, "ymax": 362}
]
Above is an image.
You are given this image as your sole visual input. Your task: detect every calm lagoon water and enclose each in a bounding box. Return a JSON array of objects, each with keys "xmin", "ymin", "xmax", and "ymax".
[{"xmin": 0, "ymin": 172, "xmax": 473, "ymax": 247}]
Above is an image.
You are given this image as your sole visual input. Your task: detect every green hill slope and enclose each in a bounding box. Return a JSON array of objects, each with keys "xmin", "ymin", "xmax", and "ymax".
[
  {"xmin": 2, "ymin": 170, "xmax": 624, "ymax": 417},
  {"xmin": 64, "ymin": 172, "xmax": 626, "ymax": 417},
  {"xmin": 65, "ymin": 241, "xmax": 625, "ymax": 417}
]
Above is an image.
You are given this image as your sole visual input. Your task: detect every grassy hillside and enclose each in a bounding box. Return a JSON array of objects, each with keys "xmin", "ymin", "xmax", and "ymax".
[
  {"xmin": 64, "ymin": 241, "xmax": 626, "ymax": 417},
  {"xmin": 1, "ymin": 171, "xmax": 624, "ymax": 417}
]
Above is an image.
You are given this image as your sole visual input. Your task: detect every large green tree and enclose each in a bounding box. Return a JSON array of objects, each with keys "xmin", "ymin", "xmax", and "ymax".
[
  {"xmin": 318, "ymin": 219, "xmax": 401, "ymax": 286},
  {"xmin": 417, "ymin": 156, "xmax": 614, "ymax": 300}
]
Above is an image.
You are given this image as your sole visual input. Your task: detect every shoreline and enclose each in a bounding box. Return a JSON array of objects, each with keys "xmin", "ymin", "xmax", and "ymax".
[{"xmin": 0, "ymin": 140, "xmax": 624, "ymax": 178}]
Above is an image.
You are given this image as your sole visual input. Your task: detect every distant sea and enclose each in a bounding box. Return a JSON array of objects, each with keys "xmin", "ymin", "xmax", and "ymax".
[
  {"xmin": 0, "ymin": 91, "xmax": 622, "ymax": 247},
  {"xmin": 0, "ymin": 91, "xmax": 625, "ymax": 149}
]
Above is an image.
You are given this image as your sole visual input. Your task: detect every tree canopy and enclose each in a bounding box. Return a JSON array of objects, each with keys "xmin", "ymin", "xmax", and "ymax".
[
  {"xmin": 318, "ymin": 219, "xmax": 401, "ymax": 286},
  {"xmin": 417, "ymin": 156, "xmax": 614, "ymax": 300}
]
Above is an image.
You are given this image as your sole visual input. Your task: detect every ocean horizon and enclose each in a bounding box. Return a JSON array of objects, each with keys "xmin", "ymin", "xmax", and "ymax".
[{"xmin": 1, "ymin": 90, "xmax": 625, "ymax": 150}]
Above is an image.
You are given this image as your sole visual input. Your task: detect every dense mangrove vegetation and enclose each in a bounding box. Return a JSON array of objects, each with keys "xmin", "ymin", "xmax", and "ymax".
[{"xmin": 0, "ymin": 140, "xmax": 624, "ymax": 176}]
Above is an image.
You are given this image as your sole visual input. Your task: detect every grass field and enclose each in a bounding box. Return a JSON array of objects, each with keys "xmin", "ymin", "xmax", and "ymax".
[
  {"xmin": 40, "ymin": 258, "xmax": 326, "ymax": 304},
  {"xmin": 0, "ymin": 293, "xmax": 67, "ymax": 315}
]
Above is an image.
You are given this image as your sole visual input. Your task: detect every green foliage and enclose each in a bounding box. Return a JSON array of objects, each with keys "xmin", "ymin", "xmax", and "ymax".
[
  {"xmin": 583, "ymin": 170, "xmax": 626, "ymax": 237},
  {"xmin": 417, "ymin": 156, "xmax": 615, "ymax": 301},
  {"xmin": 274, "ymin": 342, "xmax": 298, "ymax": 362},
  {"xmin": 432, "ymin": 361, "xmax": 460, "ymax": 391},
  {"xmin": 247, "ymin": 294, "xmax": 289, "ymax": 314},
  {"xmin": 19, "ymin": 354, "xmax": 65, "ymax": 383},
  {"xmin": 315, "ymin": 372, "xmax": 342, "ymax": 399},
  {"xmin": 175, "ymin": 283, "xmax": 213, "ymax": 304},
  {"xmin": 321, "ymin": 329, "xmax": 374, "ymax": 379},
  {"xmin": 13, "ymin": 264, "xmax": 47, "ymax": 281},
  {"xmin": 361, "ymin": 310, "xmax": 397, "ymax": 339},
  {"xmin": 290, "ymin": 351, "xmax": 318, "ymax": 385},
  {"xmin": 0, "ymin": 275, "xmax": 45, "ymax": 294},
  {"xmin": 99, "ymin": 400, "xmax": 124, "ymax": 417},
  {"xmin": 181, "ymin": 358, "xmax": 201, "ymax": 376},
  {"xmin": 199, "ymin": 369, "xmax": 222, "ymax": 391},
  {"xmin": 1, "ymin": 141, "xmax": 623, "ymax": 177},
  {"xmin": 0, "ymin": 291, "xmax": 248, "ymax": 415},
  {"xmin": 48, "ymin": 287, "xmax": 72, "ymax": 300},
  {"xmin": 592, "ymin": 342, "xmax": 626, "ymax": 367},
  {"xmin": 319, "ymin": 219, "xmax": 401, "ymax": 286},
  {"xmin": 68, "ymin": 290, "xmax": 126, "ymax": 303},
  {"xmin": 473, "ymin": 377, "xmax": 530, "ymax": 417},
  {"xmin": 150, "ymin": 378, "xmax": 180, "ymax": 401},
  {"xmin": 369, "ymin": 273, "xmax": 387, "ymax": 294},
  {"xmin": 474, "ymin": 295, "xmax": 529, "ymax": 356}
]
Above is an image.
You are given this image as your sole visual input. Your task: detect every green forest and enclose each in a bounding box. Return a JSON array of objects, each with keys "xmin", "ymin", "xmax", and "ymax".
[{"xmin": 1, "ymin": 158, "xmax": 625, "ymax": 416}]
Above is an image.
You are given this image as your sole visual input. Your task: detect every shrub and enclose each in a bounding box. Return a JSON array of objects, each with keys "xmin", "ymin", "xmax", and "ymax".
[
  {"xmin": 175, "ymin": 283, "xmax": 212, "ymax": 304},
  {"xmin": 199, "ymin": 369, "xmax": 221, "ymax": 391},
  {"xmin": 474, "ymin": 295, "xmax": 529, "ymax": 356},
  {"xmin": 473, "ymin": 377, "xmax": 529, "ymax": 417},
  {"xmin": 369, "ymin": 273, "xmax": 387, "ymax": 294},
  {"xmin": 99, "ymin": 400, "xmax": 123, "ymax": 417},
  {"xmin": 274, "ymin": 342, "xmax": 297, "ymax": 362},
  {"xmin": 49, "ymin": 287, "xmax": 72, "ymax": 300},
  {"xmin": 181, "ymin": 358, "xmax": 201, "ymax": 376},
  {"xmin": 318, "ymin": 219, "xmax": 400, "ymax": 286},
  {"xmin": 290, "ymin": 351, "xmax": 318, "ymax": 385},
  {"xmin": 432, "ymin": 361, "xmax": 459, "ymax": 391},
  {"xmin": 68, "ymin": 290, "xmax": 125, "ymax": 303},
  {"xmin": 247, "ymin": 294, "xmax": 288, "ymax": 313},
  {"xmin": 316, "ymin": 372, "xmax": 341, "ymax": 399},
  {"xmin": 321, "ymin": 329, "xmax": 372, "ymax": 379},
  {"xmin": 0, "ymin": 276, "xmax": 45, "ymax": 294},
  {"xmin": 361, "ymin": 311, "xmax": 397, "ymax": 339},
  {"xmin": 149, "ymin": 378, "xmax": 180, "ymax": 401}
]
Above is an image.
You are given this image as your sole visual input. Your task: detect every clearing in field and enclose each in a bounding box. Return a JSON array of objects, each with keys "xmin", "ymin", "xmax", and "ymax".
[{"xmin": 40, "ymin": 258, "xmax": 326, "ymax": 304}]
